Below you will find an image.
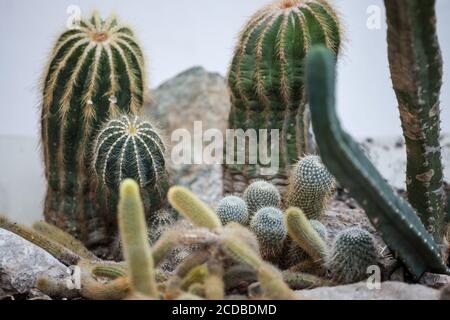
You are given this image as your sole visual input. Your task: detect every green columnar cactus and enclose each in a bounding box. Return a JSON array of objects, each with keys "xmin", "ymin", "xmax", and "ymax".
[
  {"xmin": 41, "ymin": 12, "xmax": 146, "ymax": 245},
  {"xmin": 285, "ymin": 207, "xmax": 328, "ymax": 263},
  {"xmin": 250, "ymin": 207, "xmax": 287, "ymax": 262},
  {"xmin": 216, "ymin": 196, "xmax": 249, "ymax": 226},
  {"xmin": 118, "ymin": 179, "xmax": 158, "ymax": 298},
  {"xmin": 306, "ymin": 45, "xmax": 449, "ymax": 278},
  {"xmin": 286, "ymin": 155, "xmax": 335, "ymax": 220},
  {"xmin": 168, "ymin": 186, "xmax": 222, "ymax": 230},
  {"xmin": 327, "ymin": 227, "xmax": 377, "ymax": 284},
  {"xmin": 223, "ymin": 0, "xmax": 342, "ymax": 194},
  {"xmin": 243, "ymin": 180, "xmax": 281, "ymax": 217},
  {"xmin": 385, "ymin": 0, "xmax": 447, "ymax": 243},
  {"xmin": 288, "ymin": 219, "xmax": 327, "ymax": 267},
  {"xmin": 92, "ymin": 114, "xmax": 169, "ymax": 221}
]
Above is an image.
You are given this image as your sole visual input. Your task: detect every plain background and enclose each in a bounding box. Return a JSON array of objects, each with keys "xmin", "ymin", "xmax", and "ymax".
[{"xmin": 0, "ymin": 0, "xmax": 449, "ymax": 223}]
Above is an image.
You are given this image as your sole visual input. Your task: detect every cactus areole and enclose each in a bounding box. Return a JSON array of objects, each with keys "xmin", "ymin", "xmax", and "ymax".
[
  {"xmin": 224, "ymin": 0, "xmax": 342, "ymax": 195},
  {"xmin": 41, "ymin": 12, "xmax": 146, "ymax": 247}
]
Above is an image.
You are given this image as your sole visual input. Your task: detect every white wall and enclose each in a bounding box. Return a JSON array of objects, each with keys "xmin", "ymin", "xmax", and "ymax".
[{"xmin": 0, "ymin": 0, "xmax": 449, "ymax": 223}]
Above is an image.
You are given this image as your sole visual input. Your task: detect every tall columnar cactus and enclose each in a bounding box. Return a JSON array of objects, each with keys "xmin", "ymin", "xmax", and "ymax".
[
  {"xmin": 223, "ymin": 0, "xmax": 342, "ymax": 194},
  {"xmin": 92, "ymin": 114, "xmax": 168, "ymax": 221},
  {"xmin": 286, "ymin": 155, "xmax": 335, "ymax": 220},
  {"xmin": 243, "ymin": 180, "xmax": 281, "ymax": 217},
  {"xmin": 250, "ymin": 207, "xmax": 287, "ymax": 262},
  {"xmin": 41, "ymin": 12, "xmax": 146, "ymax": 245},
  {"xmin": 306, "ymin": 45, "xmax": 449, "ymax": 278},
  {"xmin": 327, "ymin": 227, "xmax": 378, "ymax": 284},
  {"xmin": 385, "ymin": 0, "xmax": 447, "ymax": 243},
  {"xmin": 118, "ymin": 179, "xmax": 158, "ymax": 298}
]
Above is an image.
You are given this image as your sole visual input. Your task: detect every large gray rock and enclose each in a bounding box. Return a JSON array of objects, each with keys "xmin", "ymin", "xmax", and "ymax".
[
  {"xmin": 145, "ymin": 66, "xmax": 230, "ymax": 207},
  {"xmin": 298, "ymin": 281, "xmax": 440, "ymax": 300},
  {"xmin": 0, "ymin": 228, "xmax": 67, "ymax": 295}
]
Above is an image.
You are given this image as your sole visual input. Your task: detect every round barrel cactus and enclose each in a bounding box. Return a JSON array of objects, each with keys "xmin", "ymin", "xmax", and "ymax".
[
  {"xmin": 41, "ymin": 12, "xmax": 146, "ymax": 245},
  {"xmin": 223, "ymin": 0, "xmax": 342, "ymax": 194},
  {"xmin": 92, "ymin": 115, "xmax": 169, "ymax": 220}
]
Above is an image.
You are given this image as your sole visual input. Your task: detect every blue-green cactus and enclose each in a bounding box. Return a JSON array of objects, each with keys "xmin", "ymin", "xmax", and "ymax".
[
  {"xmin": 250, "ymin": 207, "xmax": 287, "ymax": 262},
  {"xmin": 216, "ymin": 195, "xmax": 249, "ymax": 226},
  {"xmin": 243, "ymin": 181, "xmax": 281, "ymax": 217},
  {"xmin": 327, "ymin": 227, "xmax": 378, "ymax": 284},
  {"xmin": 306, "ymin": 45, "xmax": 449, "ymax": 278}
]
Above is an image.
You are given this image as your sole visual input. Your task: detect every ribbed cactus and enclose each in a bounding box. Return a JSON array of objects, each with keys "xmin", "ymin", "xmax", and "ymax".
[
  {"xmin": 92, "ymin": 114, "xmax": 168, "ymax": 220},
  {"xmin": 41, "ymin": 12, "xmax": 146, "ymax": 245},
  {"xmin": 243, "ymin": 180, "xmax": 281, "ymax": 217},
  {"xmin": 118, "ymin": 179, "xmax": 158, "ymax": 298},
  {"xmin": 250, "ymin": 207, "xmax": 287, "ymax": 262},
  {"xmin": 223, "ymin": 0, "xmax": 342, "ymax": 194},
  {"xmin": 286, "ymin": 155, "xmax": 334, "ymax": 220},
  {"xmin": 306, "ymin": 45, "xmax": 449, "ymax": 278},
  {"xmin": 385, "ymin": 0, "xmax": 446, "ymax": 243},
  {"xmin": 216, "ymin": 195, "xmax": 249, "ymax": 226},
  {"xmin": 327, "ymin": 227, "xmax": 377, "ymax": 284}
]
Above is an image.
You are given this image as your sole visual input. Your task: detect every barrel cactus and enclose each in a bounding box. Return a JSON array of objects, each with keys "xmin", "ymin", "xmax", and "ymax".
[
  {"xmin": 92, "ymin": 114, "xmax": 169, "ymax": 222},
  {"xmin": 243, "ymin": 180, "xmax": 281, "ymax": 217},
  {"xmin": 327, "ymin": 227, "xmax": 378, "ymax": 284},
  {"xmin": 286, "ymin": 155, "xmax": 335, "ymax": 220},
  {"xmin": 216, "ymin": 196, "xmax": 249, "ymax": 226},
  {"xmin": 223, "ymin": 0, "xmax": 342, "ymax": 194},
  {"xmin": 41, "ymin": 11, "xmax": 146, "ymax": 245}
]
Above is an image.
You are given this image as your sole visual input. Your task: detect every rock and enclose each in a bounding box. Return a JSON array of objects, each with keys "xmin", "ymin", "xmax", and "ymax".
[
  {"xmin": 0, "ymin": 229, "xmax": 67, "ymax": 295},
  {"xmin": 297, "ymin": 281, "xmax": 440, "ymax": 300},
  {"xmin": 420, "ymin": 272, "xmax": 450, "ymax": 289},
  {"xmin": 145, "ymin": 66, "xmax": 230, "ymax": 206}
]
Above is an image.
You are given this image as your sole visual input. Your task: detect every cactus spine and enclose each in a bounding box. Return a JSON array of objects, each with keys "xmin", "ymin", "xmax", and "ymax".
[
  {"xmin": 118, "ymin": 179, "xmax": 158, "ymax": 298},
  {"xmin": 286, "ymin": 155, "xmax": 335, "ymax": 220},
  {"xmin": 306, "ymin": 45, "xmax": 449, "ymax": 277},
  {"xmin": 92, "ymin": 114, "xmax": 168, "ymax": 220},
  {"xmin": 385, "ymin": 0, "xmax": 446, "ymax": 243},
  {"xmin": 41, "ymin": 12, "xmax": 146, "ymax": 245},
  {"xmin": 224, "ymin": 0, "xmax": 342, "ymax": 194}
]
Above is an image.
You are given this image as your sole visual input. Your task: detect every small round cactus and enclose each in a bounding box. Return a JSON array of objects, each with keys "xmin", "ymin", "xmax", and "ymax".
[
  {"xmin": 250, "ymin": 207, "xmax": 287, "ymax": 262},
  {"xmin": 286, "ymin": 155, "xmax": 335, "ymax": 220},
  {"xmin": 216, "ymin": 196, "xmax": 249, "ymax": 226},
  {"xmin": 327, "ymin": 227, "xmax": 378, "ymax": 284},
  {"xmin": 288, "ymin": 219, "xmax": 328, "ymax": 266},
  {"xmin": 243, "ymin": 181, "xmax": 281, "ymax": 217},
  {"xmin": 92, "ymin": 114, "xmax": 169, "ymax": 216}
]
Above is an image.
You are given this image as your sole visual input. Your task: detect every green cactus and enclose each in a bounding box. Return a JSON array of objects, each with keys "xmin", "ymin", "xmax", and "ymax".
[
  {"xmin": 250, "ymin": 207, "xmax": 287, "ymax": 262},
  {"xmin": 306, "ymin": 45, "xmax": 449, "ymax": 278},
  {"xmin": 223, "ymin": 0, "xmax": 342, "ymax": 194},
  {"xmin": 285, "ymin": 207, "xmax": 328, "ymax": 264},
  {"xmin": 327, "ymin": 227, "xmax": 378, "ymax": 284},
  {"xmin": 216, "ymin": 195, "xmax": 249, "ymax": 226},
  {"xmin": 282, "ymin": 270, "xmax": 332, "ymax": 289},
  {"xmin": 286, "ymin": 155, "xmax": 335, "ymax": 220},
  {"xmin": 118, "ymin": 179, "xmax": 158, "ymax": 298},
  {"xmin": 385, "ymin": 0, "xmax": 447, "ymax": 243},
  {"xmin": 41, "ymin": 12, "xmax": 146, "ymax": 245},
  {"xmin": 288, "ymin": 219, "xmax": 327, "ymax": 267},
  {"xmin": 168, "ymin": 186, "xmax": 222, "ymax": 230},
  {"xmin": 92, "ymin": 115, "xmax": 168, "ymax": 220},
  {"xmin": 243, "ymin": 180, "xmax": 281, "ymax": 217}
]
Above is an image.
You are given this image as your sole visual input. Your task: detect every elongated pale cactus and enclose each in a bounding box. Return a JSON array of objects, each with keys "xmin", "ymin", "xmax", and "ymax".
[
  {"xmin": 118, "ymin": 179, "xmax": 158, "ymax": 298},
  {"xmin": 243, "ymin": 180, "xmax": 281, "ymax": 217},
  {"xmin": 41, "ymin": 12, "xmax": 146, "ymax": 245},
  {"xmin": 385, "ymin": 0, "xmax": 446, "ymax": 243},
  {"xmin": 92, "ymin": 114, "xmax": 168, "ymax": 220},
  {"xmin": 327, "ymin": 227, "xmax": 377, "ymax": 284},
  {"xmin": 286, "ymin": 155, "xmax": 334, "ymax": 220},
  {"xmin": 306, "ymin": 45, "xmax": 449, "ymax": 278},
  {"xmin": 223, "ymin": 0, "xmax": 342, "ymax": 194}
]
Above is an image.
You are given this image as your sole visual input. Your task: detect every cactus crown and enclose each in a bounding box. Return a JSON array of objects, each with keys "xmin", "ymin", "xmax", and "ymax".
[
  {"xmin": 216, "ymin": 195, "xmax": 249, "ymax": 226},
  {"xmin": 327, "ymin": 227, "xmax": 377, "ymax": 284},
  {"xmin": 243, "ymin": 181, "xmax": 281, "ymax": 216},
  {"xmin": 286, "ymin": 155, "xmax": 334, "ymax": 220}
]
